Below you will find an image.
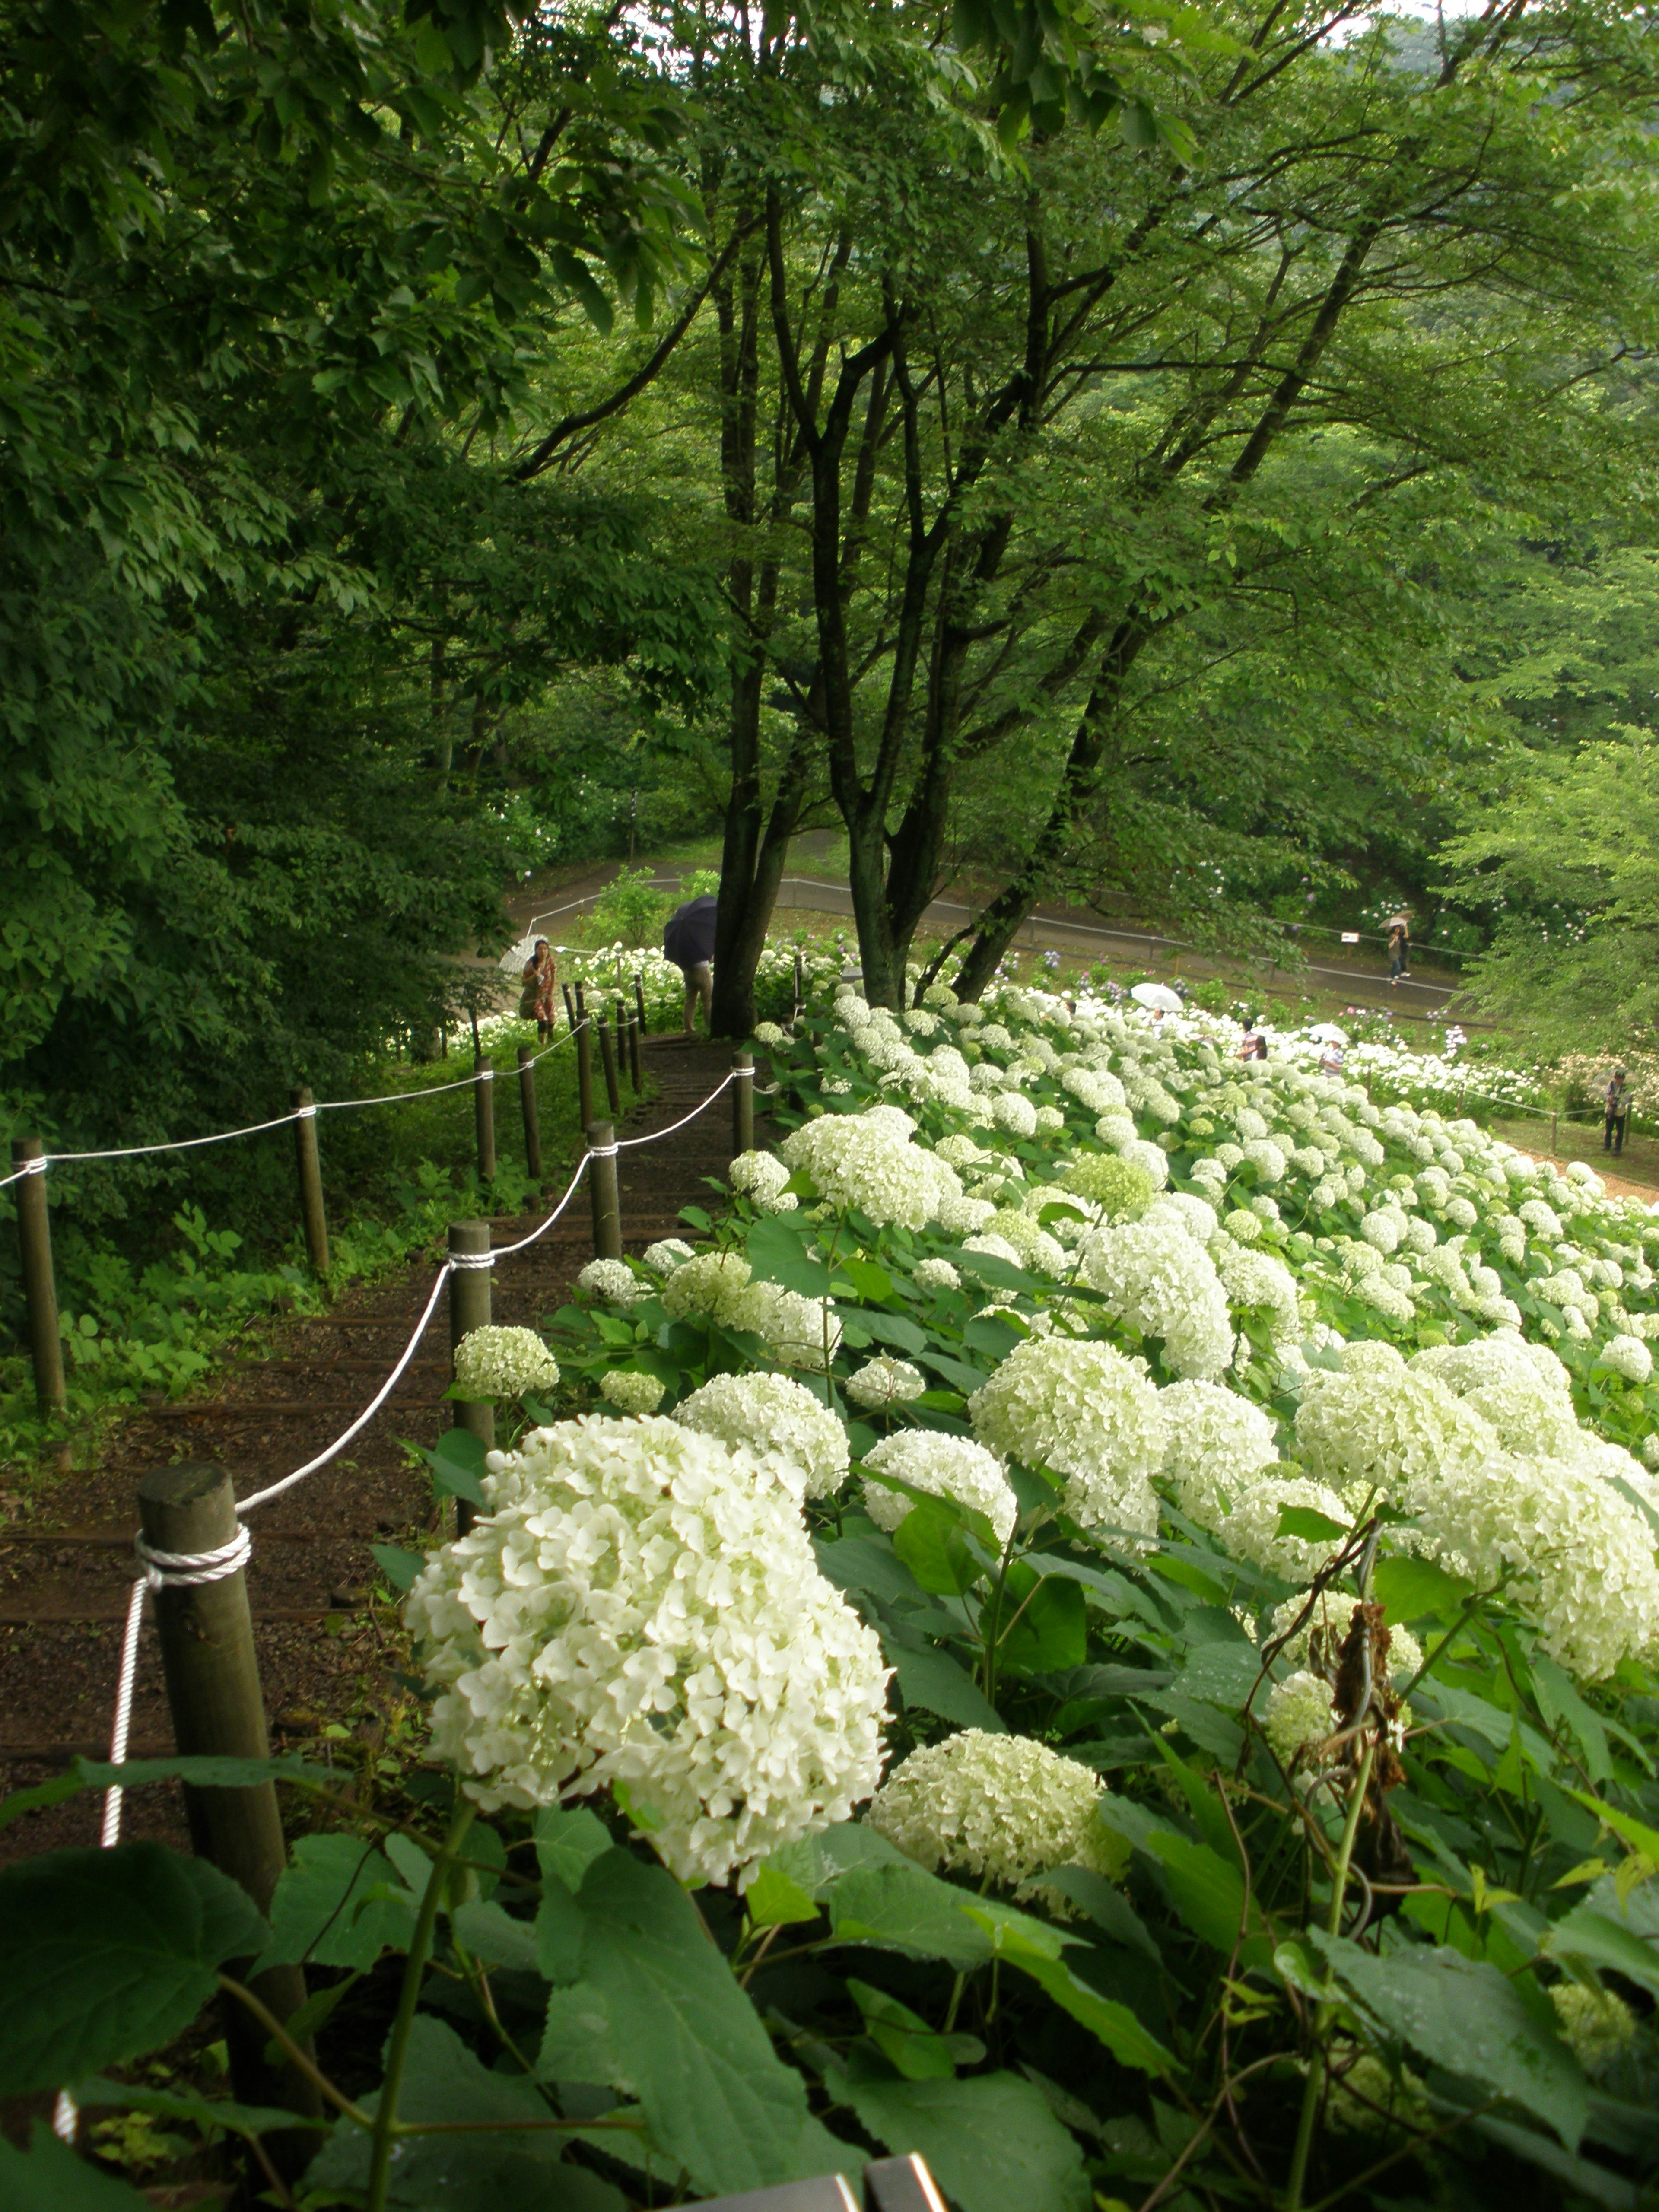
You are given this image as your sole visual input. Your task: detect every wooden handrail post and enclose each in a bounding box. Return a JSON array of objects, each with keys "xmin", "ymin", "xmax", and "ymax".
[
  {"xmin": 597, "ymin": 1015, "xmax": 622, "ymax": 1117},
  {"xmin": 10, "ymin": 1137, "xmax": 64, "ymax": 1415},
  {"xmin": 289, "ymin": 1088, "xmax": 330, "ymax": 1277},
  {"xmin": 634, "ymin": 970, "xmax": 648, "ymax": 1039},
  {"xmin": 626, "ymin": 1007, "xmax": 642, "ymax": 1090},
  {"xmin": 575, "ymin": 1011, "xmax": 594, "ymax": 1130},
  {"xmin": 588, "ymin": 1120, "xmax": 622, "ymax": 1260},
  {"xmin": 733, "ymin": 1051, "xmax": 755, "ymax": 1160},
  {"xmin": 447, "ymin": 1221, "xmax": 493, "ymax": 1537},
  {"xmin": 473, "ymin": 1054, "xmax": 496, "ymax": 1183},
  {"xmin": 137, "ymin": 1461, "xmax": 320, "ymax": 2153},
  {"xmin": 561, "ymin": 982, "xmax": 578, "ymax": 1032},
  {"xmin": 517, "ymin": 1045, "xmax": 543, "ymax": 1182}
]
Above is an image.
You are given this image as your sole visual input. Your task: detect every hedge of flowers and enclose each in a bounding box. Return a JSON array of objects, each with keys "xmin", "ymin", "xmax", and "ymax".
[{"xmin": 28, "ymin": 973, "xmax": 1659, "ymax": 2212}]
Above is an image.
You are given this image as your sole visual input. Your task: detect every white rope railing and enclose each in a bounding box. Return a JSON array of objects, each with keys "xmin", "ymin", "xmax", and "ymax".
[
  {"xmin": 69, "ymin": 1062, "xmax": 733, "ymax": 1933},
  {"xmin": 19, "ymin": 1025, "xmax": 585, "ymax": 1178}
]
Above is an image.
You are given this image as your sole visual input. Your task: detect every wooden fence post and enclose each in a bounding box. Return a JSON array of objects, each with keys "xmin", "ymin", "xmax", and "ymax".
[
  {"xmin": 733, "ymin": 1051, "xmax": 754, "ymax": 1160},
  {"xmin": 574, "ymin": 1020, "xmax": 594, "ymax": 1136},
  {"xmin": 137, "ymin": 1462, "xmax": 320, "ymax": 2145},
  {"xmin": 473, "ymin": 1054, "xmax": 496, "ymax": 1183},
  {"xmin": 588, "ymin": 1120, "xmax": 622, "ymax": 1259},
  {"xmin": 289, "ymin": 1088, "xmax": 330, "ymax": 1277},
  {"xmin": 516, "ymin": 1046, "xmax": 543, "ymax": 1182},
  {"xmin": 794, "ymin": 950, "xmax": 805, "ymax": 1020},
  {"xmin": 447, "ymin": 1221, "xmax": 493, "ymax": 1537},
  {"xmin": 561, "ymin": 982, "xmax": 578, "ymax": 1033},
  {"xmin": 627, "ymin": 1007, "xmax": 642, "ymax": 1091},
  {"xmin": 1551, "ymin": 1110, "xmax": 1559, "ymax": 1157},
  {"xmin": 597, "ymin": 1015, "xmax": 623, "ymax": 1117},
  {"xmin": 613, "ymin": 998, "xmax": 629, "ymax": 1089},
  {"xmin": 634, "ymin": 971, "xmax": 648, "ymax": 1039},
  {"xmin": 10, "ymin": 1137, "xmax": 64, "ymax": 1415}
]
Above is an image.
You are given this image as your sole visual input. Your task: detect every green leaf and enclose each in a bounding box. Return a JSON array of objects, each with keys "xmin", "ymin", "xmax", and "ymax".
[
  {"xmin": 306, "ymin": 2015, "xmax": 626, "ymax": 2211},
  {"xmin": 855, "ymin": 1308, "xmax": 931, "ymax": 1354},
  {"xmin": 1144, "ymin": 1834, "xmax": 1272, "ymax": 1967},
  {"xmin": 0, "ymin": 2123, "xmax": 153, "ymax": 2209},
  {"xmin": 918, "ymin": 1348, "xmax": 993, "ymax": 1394},
  {"xmin": 889, "ymin": 1640, "xmax": 1006, "ymax": 1732},
  {"xmin": 0, "ymin": 1754, "xmax": 333, "ymax": 1833},
  {"xmin": 814, "ymin": 1532, "xmax": 928, "ymax": 1607},
  {"xmin": 746, "ymin": 1214, "xmax": 834, "ymax": 1296},
  {"xmin": 1373, "ymin": 1554, "xmax": 1475, "ymax": 1623},
  {"xmin": 839, "ymin": 1257, "xmax": 895, "ymax": 1302},
  {"xmin": 1275, "ymin": 1504, "xmax": 1347, "ymax": 1543},
  {"xmin": 535, "ymin": 1804, "xmax": 615, "ymax": 1894},
  {"xmin": 892, "ymin": 1497, "xmax": 985, "ymax": 1595},
  {"xmin": 1036, "ymin": 1866, "xmax": 1159, "ymax": 1960},
  {"xmin": 996, "ymin": 1564, "xmax": 1087, "ymax": 1673},
  {"xmin": 372, "ymin": 1543, "xmax": 424, "ymax": 1592},
  {"xmin": 1545, "ymin": 1905, "xmax": 1659, "ymax": 2002},
  {"xmin": 1530, "ymin": 1653, "xmax": 1611, "ymax": 1784},
  {"xmin": 744, "ymin": 1863, "xmax": 821, "ymax": 1931},
  {"xmin": 1567, "ymin": 1793, "xmax": 1659, "ymax": 1866},
  {"xmin": 826, "ymin": 1862, "xmax": 999, "ymax": 1971},
  {"xmin": 71, "ymin": 2076, "xmax": 325, "ymax": 2142},
  {"xmin": 256, "ymin": 1833, "xmax": 416, "ymax": 1971},
  {"xmin": 0, "ymin": 1843, "xmax": 269, "ymax": 2094},
  {"xmin": 452, "ymin": 1898, "xmax": 540, "ymax": 1974},
  {"xmin": 827, "ymin": 2060, "xmax": 1091, "ymax": 2212},
  {"xmin": 429, "ymin": 1425, "xmax": 489, "ymax": 1504},
  {"xmin": 960, "ymin": 1908, "xmax": 1174, "ymax": 2075},
  {"xmin": 537, "ymin": 1850, "xmax": 859, "ymax": 2198},
  {"xmin": 1312, "ymin": 1930, "xmax": 1589, "ymax": 2148},
  {"xmin": 847, "ymin": 1978, "xmax": 960, "ymax": 2079}
]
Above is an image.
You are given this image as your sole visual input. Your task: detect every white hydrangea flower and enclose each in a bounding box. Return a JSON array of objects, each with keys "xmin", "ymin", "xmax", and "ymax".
[
  {"xmin": 969, "ymin": 1337, "xmax": 1166, "ymax": 1535},
  {"xmin": 406, "ymin": 1415, "xmax": 888, "ymax": 1889},
  {"xmin": 1096, "ymin": 1110, "xmax": 1139, "ymax": 1147},
  {"xmin": 1221, "ymin": 1475, "xmax": 1352, "ymax": 1579},
  {"xmin": 1598, "ymin": 1334, "xmax": 1654, "ymax": 1384},
  {"xmin": 1243, "ymin": 1138, "xmax": 1287, "ymax": 1184},
  {"xmin": 578, "ymin": 1258, "xmax": 640, "ymax": 1309},
  {"xmin": 1082, "ymin": 1218, "xmax": 1235, "ymax": 1380},
  {"xmin": 862, "ymin": 1431, "xmax": 1017, "ymax": 1547},
  {"xmin": 1118, "ymin": 1138, "xmax": 1171, "ymax": 1189},
  {"xmin": 453, "ymin": 1325, "xmax": 560, "ymax": 1402},
  {"xmin": 1159, "ymin": 1379, "xmax": 1281, "ymax": 1522},
  {"xmin": 732, "ymin": 1279, "xmax": 844, "ymax": 1369},
  {"xmin": 915, "ymin": 1256, "xmax": 962, "ymax": 1291},
  {"xmin": 845, "ymin": 1356, "xmax": 927, "ymax": 1409},
  {"xmin": 1552, "ymin": 1984, "xmax": 1638, "ymax": 2072},
  {"xmin": 754, "ymin": 1021, "xmax": 788, "ymax": 1046},
  {"xmin": 660, "ymin": 1250, "xmax": 754, "ymax": 1324},
  {"xmin": 1411, "ymin": 1335, "xmax": 1581, "ymax": 1459},
  {"xmin": 1034, "ymin": 1104, "xmax": 1066, "ymax": 1132},
  {"xmin": 643, "ymin": 1238, "xmax": 696, "ymax": 1274},
  {"xmin": 673, "ymin": 1371, "xmax": 849, "ymax": 1498},
  {"xmin": 1215, "ymin": 1240, "xmax": 1302, "ymax": 1346},
  {"xmin": 935, "ymin": 1133, "xmax": 993, "ymax": 1169},
  {"xmin": 780, "ymin": 1106, "xmax": 963, "ymax": 1229},
  {"xmin": 599, "ymin": 1368, "xmax": 666, "ymax": 1415},
  {"xmin": 730, "ymin": 1150, "xmax": 797, "ymax": 1213},
  {"xmin": 992, "ymin": 1090, "xmax": 1038, "ymax": 1138},
  {"xmin": 1265, "ymin": 1671, "xmax": 1338, "ymax": 1765},
  {"xmin": 867, "ymin": 1729, "xmax": 1119, "ymax": 1894},
  {"xmin": 935, "ymin": 1192, "xmax": 998, "ymax": 1235}
]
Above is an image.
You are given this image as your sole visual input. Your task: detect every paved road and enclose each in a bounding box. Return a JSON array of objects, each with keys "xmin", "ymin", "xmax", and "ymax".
[{"xmin": 508, "ymin": 864, "xmax": 1475, "ymax": 1025}]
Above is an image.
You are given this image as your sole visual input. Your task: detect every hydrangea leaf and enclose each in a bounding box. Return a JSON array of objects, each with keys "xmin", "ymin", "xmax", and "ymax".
[
  {"xmin": 813, "ymin": 1532, "xmax": 928, "ymax": 1607},
  {"xmin": 995, "ymin": 1564, "xmax": 1087, "ymax": 1673},
  {"xmin": 960, "ymin": 1908, "xmax": 1175, "ymax": 2075},
  {"xmin": 536, "ymin": 1805, "xmax": 617, "ymax": 1895},
  {"xmin": 1312, "ymin": 1929, "xmax": 1589, "ymax": 2148},
  {"xmin": 744, "ymin": 1863, "xmax": 822, "ymax": 1931},
  {"xmin": 745, "ymin": 1214, "xmax": 835, "ymax": 1296},
  {"xmin": 0, "ymin": 2123, "xmax": 153, "ymax": 2209},
  {"xmin": 0, "ymin": 1843, "xmax": 269, "ymax": 2094},
  {"xmin": 428, "ymin": 1426, "xmax": 489, "ymax": 1503},
  {"xmin": 371, "ymin": 1543, "xmax": 424, "ymax": 1592},
  {"xmin": 256, "ymin": 1834, "xmax": 418, "ymax": 1971},
  {"xmin": 1372, "ymin": 1555, "xmax": 1475, "ymax": 1622},
  {"xmin": 887, "ymin": 1640, "xmax": 1007, "ymax": 1732},
  {"xmin": 309, "ymin": 2014, "xmax": 627, "ymax": 2210},
  {"xmin": 824, "ymin": 2057, "xmax": 1091, "ymax": 2212},
  {"xmin": 538, "ymin": 1850, "xmax": 861, "ymax": 2197}
]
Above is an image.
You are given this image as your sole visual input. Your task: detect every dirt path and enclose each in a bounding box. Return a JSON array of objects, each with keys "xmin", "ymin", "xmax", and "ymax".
[{"xmin": 0, "ymin": 1034, "xmax": 742, "ymax": 1863}]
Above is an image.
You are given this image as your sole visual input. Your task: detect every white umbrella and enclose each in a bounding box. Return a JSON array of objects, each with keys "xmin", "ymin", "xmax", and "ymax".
[
  {"xmin": 1131, "ymin": 982, "xmax": 1184, "ymax": 1014},
  {"xmin": 1308, "ymin": 1022, "xmax": 1348, "ymax": 1045},
  {"xmin": 499, "ymin": 935, "xmax": 538, "ymax": 973}
]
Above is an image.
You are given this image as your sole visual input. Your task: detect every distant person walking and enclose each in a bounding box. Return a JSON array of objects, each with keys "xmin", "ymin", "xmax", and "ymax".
[
  {"xmin": 1605, "ymin": 1066, "xmax": 1630, "ymax": 1156},
  {"xmin": 518, "ymin": 939, "xmax": 558, "ymax": 1042},
  {"xmin": 663, "ymin": 893, "xmax": 717, "ymax": 1036},
  {"xmin": 1387, "ymin": 915, "xmax": 1411, "ymax": 984}
]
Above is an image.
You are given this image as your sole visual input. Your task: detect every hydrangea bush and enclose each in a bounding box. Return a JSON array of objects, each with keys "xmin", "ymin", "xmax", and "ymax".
[{"xmin": 16, "ymin": 968, "xmax": 1659, "ymax": 2212}]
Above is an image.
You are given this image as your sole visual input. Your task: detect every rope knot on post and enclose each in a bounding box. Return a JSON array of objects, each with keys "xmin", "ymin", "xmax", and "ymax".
[
  {"xmin": 449, "ymin": 1249, "xmax": 496, "ymax": 1271},
  {"xmin": 294, "ymin": 1102, "xmax": 318, "ymax": 1121},
  {"xmin": 135, "ymin": 1526, "xmax": 253, "ymax": 1593}
]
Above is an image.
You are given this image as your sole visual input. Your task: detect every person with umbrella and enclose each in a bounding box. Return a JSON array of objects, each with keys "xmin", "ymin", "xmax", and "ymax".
[
  {"xmin": 663, "ymin": 891, "xmax": 718, "ymax": 1036},
  {"xmin": 1387, "ymin": 912, "xmax": 1411, "ymax": 985},
  {"xmin": 518, "ymin": 938, "xmax": 558, "ymax": 1042},
  {"xmin": 1605, "ymin": 1066, "xmax": 1631, "ymax": 1156}
]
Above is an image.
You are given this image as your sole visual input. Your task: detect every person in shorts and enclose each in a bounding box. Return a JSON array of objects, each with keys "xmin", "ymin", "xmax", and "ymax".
[
  {"xmin": 663, "ymin": 894, "xmax": 717, "ymax": 1035},
  {"xmin": 1605, "ymin": 1067, "xmax": 1630, "ymax": 1156}
]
